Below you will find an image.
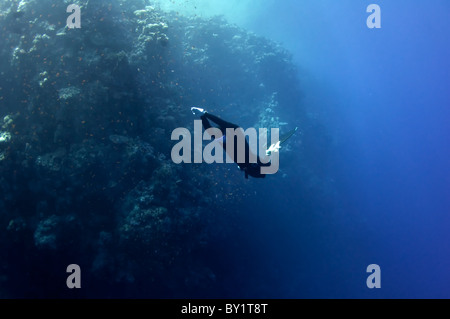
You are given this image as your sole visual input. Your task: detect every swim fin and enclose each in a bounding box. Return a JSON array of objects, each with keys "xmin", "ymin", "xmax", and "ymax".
[
  {"xmin": 280, "ymin": 127, "xmax": 298, "ymax": 146},
  {"xmin": 266, "ymin": 127, "xmax": 298, "ymax": 156}
]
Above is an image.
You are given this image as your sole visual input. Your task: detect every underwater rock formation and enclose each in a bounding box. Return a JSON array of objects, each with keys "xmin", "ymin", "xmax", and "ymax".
[{"xmin": 0, "ymin": 0, "xmax": 305, "ymax": 297}]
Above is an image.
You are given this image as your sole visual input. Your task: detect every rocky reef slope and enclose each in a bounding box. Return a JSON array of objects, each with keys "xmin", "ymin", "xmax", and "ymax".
[{"xmin": 0, "ymin": 0, "xmax": 309, "ymax": 297}]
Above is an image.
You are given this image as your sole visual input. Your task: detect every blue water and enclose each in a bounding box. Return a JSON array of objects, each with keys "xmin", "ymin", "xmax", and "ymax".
[
  {"xmin": 185, "ymin": 0, "xmax": 450, "ymax": 298},
  {"xmin": 245, "ymin": 0, "xmax": 450, "ymax": 298},
  {"xmin": 1, "ymin": 0, "xmax": 449, "ymax": 298}
]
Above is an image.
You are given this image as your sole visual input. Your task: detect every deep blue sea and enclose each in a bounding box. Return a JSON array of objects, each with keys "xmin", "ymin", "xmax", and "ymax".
[
  {"xmin": 0, "ymin": 0, "xmax": 449, "ymax": 299},
  {"xmin": 239, "ymin": 0, "xmax": 450, "ymax": 298},
  {"xmin": 166, "ymin": 0, "xmax": 450, "ymax": 298}
]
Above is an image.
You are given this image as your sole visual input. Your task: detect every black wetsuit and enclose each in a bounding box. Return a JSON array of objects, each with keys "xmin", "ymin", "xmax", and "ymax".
[{"xmin": 200, "ymin": 112, "xmax": 269, "ymax": 179}]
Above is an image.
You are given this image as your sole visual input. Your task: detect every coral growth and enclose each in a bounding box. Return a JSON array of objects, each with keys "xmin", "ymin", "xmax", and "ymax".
[{"xmin": 0, "ymin": 0, "xmax": 306, "ymax": 297}]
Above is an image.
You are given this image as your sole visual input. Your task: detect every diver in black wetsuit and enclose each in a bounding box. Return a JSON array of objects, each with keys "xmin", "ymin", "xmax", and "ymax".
[{"xmin": 192, "ymin": 107, "xmax": 270, "ymax": 179}]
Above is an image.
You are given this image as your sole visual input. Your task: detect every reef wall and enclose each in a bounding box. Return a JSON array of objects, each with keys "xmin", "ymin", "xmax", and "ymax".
[{"xmin": 0, "ymin": 0, "xmax": 305, "ymax": 297}]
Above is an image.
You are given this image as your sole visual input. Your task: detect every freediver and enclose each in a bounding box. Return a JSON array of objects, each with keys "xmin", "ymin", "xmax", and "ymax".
[{"xmin": 191, "ymin": 107, "xmax": 297, "ymax": 179}]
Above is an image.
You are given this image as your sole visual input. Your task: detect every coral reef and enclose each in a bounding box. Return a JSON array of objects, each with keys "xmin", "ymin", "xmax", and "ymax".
[{"xmin": 0, "ymin": 0, "xmax": 306, "ymax": 297}]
